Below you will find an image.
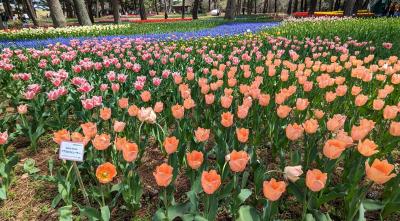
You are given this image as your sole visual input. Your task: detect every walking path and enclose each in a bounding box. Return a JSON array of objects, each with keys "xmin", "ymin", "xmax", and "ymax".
[{"xmin": 0, "ymin": 22, "xmax": 280, "ymax": 48}]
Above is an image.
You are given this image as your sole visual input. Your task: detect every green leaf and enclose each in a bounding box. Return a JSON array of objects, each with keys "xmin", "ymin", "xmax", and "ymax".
[
  {"xmin": 111, "ymin": 183, "xmax": 122, "ymax": 192},
  {"xmin": 362, "ymin": 199, "xmax": 384, "ymax": 211},
  {"xmin": 167, "ymin": 202, "xmax": 191, "ymax": 220},
  {"xmin": 0, "ymin": 186, "xmax": 7, "ymax": 200},
  {"xmin": 236, "ymin": 205, "xmax": 260, "ymax": 221},
  {"xmin": 100, "ymin": 206, "xmax": 110, "ymax": 221},
  {"xmin": 237, "ymin": 189, "xmax": 252, "ymax": 203},
  {"xmin": 76, "ymin": 205, "xmax": 101, "ymax": 221},
  {"xmin": 152, "ymin": 208, "xmax": 167, "ymax": 221},
  {"xmin": 51, "ymin": 193, "xmax": 62, "ymax": 208},
  {"xmin": 23, "ymin": 158, "xmax": 40, "ymax": 174},
  {"xmin": 305, "ymin": 214, "xmax": 316, "ymax": 221},
  {"xmin": 58, "ymin": 205, "xmax": 73, "ymax": 221},
  {"xmin": 382, "ymin": 202, "xmax": 400, "ymax": 218},
  {"xmin": 357, "ymin": 203, "xmax": 366, "ymax": 221}
]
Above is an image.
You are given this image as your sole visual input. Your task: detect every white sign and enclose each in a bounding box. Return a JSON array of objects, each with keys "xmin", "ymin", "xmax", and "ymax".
[{"xmin": 59, "ymin": 141, "xmax": 84, "ymax": 162}]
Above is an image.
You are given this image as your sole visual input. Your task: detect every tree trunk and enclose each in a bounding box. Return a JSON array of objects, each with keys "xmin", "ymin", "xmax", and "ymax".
[
  {"xmin": 318, "ymin": 0, "xmax": 322, "ymax": 10},
  {"xmin": 344, "ymin": 0, "xmax": 356, "ymax": 16},
  {"xmin": 254, "ymin": 0, "xmax": 257, "ymax": 14},
  {"xmin": 164, "ymin": 0, "xmax": 168, "ymax": 18},
  {"xmin": 139, "ymin": 0, "xmax": 146, "ymax": 19},
  {"xmin": 154, "ymin": 0, "xmax": 158, "ymax": 14},
  {"xmin": 4, "ymin": 0, "xmax": 13, "ymax": 17},
  {"xmin": 334, "ymin": 0, "xmax": 341, "ymax": 10},
  {"xmin": 86, "ymin": 0, "xmax": 95, "ymax": 23},
  {"xmin": 293, "ymin": 0, "xmax": 298, "ymax": 12},
  {"xmin": 262, "ymin": 0, "xmax": 267, "ymax": 13},
  {"xmin": 23, "ymin": 0, "xmax": 39, "ymax": 27},
  {"xmin": 225, "ymin": 0, "xmax": 236, "ymax": 18},
  {"xmin": 309, "ymin": 0, "xmax": 317, "ymax": 14},
  {"xmin": 287, "ymin": 0, "xmax": 293, "ymax": 14},
  {"xmin": 304, "ymin": 0, "xmax": 308, "ymax": 11},
  {"xmin": 48, "ymin": 0, "xmax": 67, "ymax": 27},
  {"xmin": 0, "ymin": 15, "xmax": 4, "ymax": 30},
  {"xmin": 300, "ymin": 0, "xmax": 304, "ymax": 11},
  {"xmin": 182, "ymin": 0, "xmax": 185, "ymax": 18},
  {"xmin": 73, "ymin": 0, "xmax": 92, "ymax": 25},
  {"xmin": 362, "ymin": 0, "xmax": 369, "ymax": 9},
  {"xmin": 353, "ymin": 0, "xmax": 363, "ymax": 13},
  {"xmin": 111, "ymin": 0, "xmax": 120, "ymax": 23},
  {"xmin": 192, "ymin": 0, "xmax": 199, "ymax": 19},
  {"xmin": 329, "ymin": 0, "xmax": 334, "ymax": 10},
  {"xmin": 247, "ymin": 0, "xmax": 252, "ymax": 14},
  {"xmin": 208, "ymin": 0, "xmax": 211, "ymax": 11},
  {"xmin": 274, "ymin": 0, "xmax": 277, "ymax": 13},
  {"xmin": 236, "ymin": 0, "xmax": 241, "ymax": 15}
]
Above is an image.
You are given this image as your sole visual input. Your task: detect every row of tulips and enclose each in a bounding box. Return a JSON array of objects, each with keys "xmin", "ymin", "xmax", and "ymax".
[
  {"xmin": 0, "ymin": 21, "xmax": 400, "ymax": 220},
  {"xmin": 0, "ymin": 20, "xmax": 222, "ymax": 40}
]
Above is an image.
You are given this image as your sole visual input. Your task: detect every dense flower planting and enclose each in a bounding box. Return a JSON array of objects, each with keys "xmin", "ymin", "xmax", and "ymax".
[
  {"xmin": 293, "ymin": 10, "xmax": 374, "ymax": 17},
  {"xmin": 0, "ymin": 20, "xmax": 223, "ymax": 41},
  {"xmin": 0, "ymin": 22, "xmax": 279, "ymax": 49},
  {"xmin": 0, "ymin": 19, "xmax": 400, "ymax": 220}
]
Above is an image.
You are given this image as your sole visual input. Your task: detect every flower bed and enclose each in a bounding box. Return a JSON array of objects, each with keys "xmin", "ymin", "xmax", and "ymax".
[
  {"xmin": 293, "ymin": 10, "xmax": 375, "ymax": 17},
  {"xmin": 0, "ymin": 19, "xmax": 222, "ymax": 41},
  {"xmin": 0, "ymin": 18, "xmax": 399, "ymax": 220}
]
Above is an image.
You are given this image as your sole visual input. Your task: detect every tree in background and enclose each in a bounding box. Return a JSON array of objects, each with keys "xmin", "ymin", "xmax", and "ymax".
[
  {"xmin": 22, "ymin": 0, "xmax": 39, "ymax": 26},
  {"xmin": 111, "ymin": 0, "xmax": 121, "ymax": 23},
  {"xmin": 139, "ymin": 0, "xmax": 146, "ymax": 19},
  {"xmin": 309, "ymin": 0, "xmax": 317, "ymax": 14},
  {"xmin": 47, "ymin": 0, "xmax": 66, "ymax": 27},
  {"xmin": 224, "ymin": 0, "xmax": 236, "ymax": 19},
  {"xmin": 73, "ymin": 0, "xmax": 92, "ymax": 25},
  {"xmin": 287, "ymin": 0, "xmax": 293, "ymax": 14},
  {"xmin": 192, "ymin": 0, "xmax": 199, "ymax": 19}
]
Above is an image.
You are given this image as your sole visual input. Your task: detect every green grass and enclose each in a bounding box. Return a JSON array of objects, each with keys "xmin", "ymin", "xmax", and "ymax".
[{"xmin": 266, "ymin": 17, "xmax": 400, "ymax": 56}]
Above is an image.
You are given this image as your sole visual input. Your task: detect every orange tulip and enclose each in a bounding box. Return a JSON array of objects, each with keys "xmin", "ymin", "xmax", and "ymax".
[
  {"xmin": 306, "ymin": 169, "xmax": 327, "ymax": 192},
  {"xmin": 81, "ymin": 122, "xmax": 97, "ymax": 138},
  {"xmin": 183, "ymin": 98, "xmax": 196, "ymax": 109},
  {"xmin": 195, "ymin": 127, "xmax": 210, "ymax": 142},
  {"xmin": 201, "ymin": 170, "xmax": 221, "ymax": 194},
  {"xmin": 115, "ymin": 137, "xmax": 128, "ymax": 151},
  {"xmin": 365, "ymin": 159, "xmax": 396, "ymax": 184},
  {"xmin": 263, "ymin": 178, "xmax": 287, "ymax": 201},
  {"xmin": 113, "ymin": 121, "xmax": 126, "ymax": 132},
  {"xmin": 296, "ymin": 98, "xmax": 309, "ymax": 111},
  {"xmin": 53, "ymin": 129, "xmax": 70, "ymax": 144},
  {"xmin": 163, "ymin": 136, "xmax": 179, "ymax": 155},
  {"xmin": 171, "ymin": 104, "xmax": 185, "ymax": 119},
  {"xmin": 326, "ymin": 114, "xmax": 346, "ymax": 132},
  {"xmin": 140, "ymin": 90, "xmax": 151, "ymax": 102},
  {"xmin": 92, "ymin": 134, "xmax": 111, "ymax": 150},
  {"xmin": 258, "ymin": 93, "xmax": 270, "ymax": 106},
  {"xmin": 153, "ymin": 163, "xmax": 173, "ymax": 187},
  {"xmin": 314, "ymin": 109, "xmax": 325, "ymax": 119},
  {"xmin": 118, "ymin": 98, "xmax": 129, "ymax": 109},
  {"xmin": 302, "ymin": 119, "xmax": 319, "ymax": 134},
  {"xmin": 186, "ymin": 150, "xmax": 204, "ymax": 170},
  {"xmin": 383, "ymin": 105, "xmax": 398, "ymax": 120},
  {"xmin": 123, "ymin": 142, "xmax": 139, "ymax": 162},
  {"xmin": 71, "ymin": 132, "xmax": 90, "ymax": 146},
  {"xmin": 228, "ymin": 150, "xmax": 249, "ymax": 172},
  {"xmin": 285, "ymin": 123, "xmax": 304, "ymax": 141},
  {"xmin": 154, "ymin": 102, "xmax": 164, "ymax": 113},
  {"xmin": 128, "ymin": 104, "xmax": 139, "ymax": 117},
  {"xmin": 323, "ymin": 139, "xmax": 346, "ymax": 159},
  {"xmin": 277, "ymin": 105, "xmax": 292, "ymax": 119},
  {"xmin": 236, "ymin": 128, "xmax": 249, "ymax": 143},
  {"xmin": 96, "ymin": 162, "xmax": 117, "ymax": 184},
  {"xmin": 389, "ymin": 121, "xmax": 400, "ymax": 136},
  {"xmin": 221, "ymin": 112, "xmax": 234, "ymax": 127},
  {"xmin": 99, "ymin": 107, "xmax": 111, "ymax": 120},
  {"xmin": 357, "ymin": 139, "xmax": 378, "ymax": 157}
]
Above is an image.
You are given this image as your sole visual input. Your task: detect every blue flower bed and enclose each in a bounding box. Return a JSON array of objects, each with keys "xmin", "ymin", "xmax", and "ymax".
[{"xmin": 0, "ymin": 22, "xmax": 279, "ymax": 48}]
